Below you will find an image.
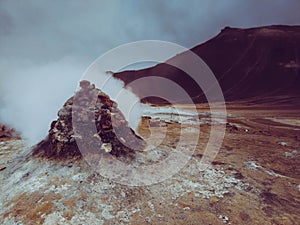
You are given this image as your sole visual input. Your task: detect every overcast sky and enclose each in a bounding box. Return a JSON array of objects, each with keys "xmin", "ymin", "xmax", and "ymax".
[
  {"xmin": 0, "ymin": 0, "xmax": 300, "ymax": 143},
  {"xmin": 1, "ymin": 0, "xmax": 300, "ymax": 63}
]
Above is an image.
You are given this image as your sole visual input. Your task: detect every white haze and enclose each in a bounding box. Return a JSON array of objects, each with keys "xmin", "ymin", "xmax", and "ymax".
[
  {"xmin": 0, "ymin": 58, "xmax": 84, "ymax": 145},
  {"xmin": 0, "ymin": 58, "xmax": 144, "ymax": 145}
]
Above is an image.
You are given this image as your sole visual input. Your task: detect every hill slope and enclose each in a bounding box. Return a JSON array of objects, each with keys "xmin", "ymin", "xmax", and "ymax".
[{"xmin": 114, "ymin": 25, "xmax": 300, "ymax": 104}]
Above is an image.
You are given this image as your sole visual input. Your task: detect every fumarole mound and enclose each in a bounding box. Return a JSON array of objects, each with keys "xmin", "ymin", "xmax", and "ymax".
[{"xmin": 33, "ymin": 80, "xmax": 146, "ymax": 160}]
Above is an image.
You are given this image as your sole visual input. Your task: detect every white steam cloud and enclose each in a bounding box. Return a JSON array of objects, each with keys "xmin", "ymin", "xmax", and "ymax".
[
  {"xmin": 0, "ymin": 58, "xmax": 84, "ymax": 145},
  {"xmin": 88, "ymin": 71, "xmax": 143, "ymax": 131},
  {"xmin": 0, "ymin": 61, "xmax": 143, "ymax": 145}
]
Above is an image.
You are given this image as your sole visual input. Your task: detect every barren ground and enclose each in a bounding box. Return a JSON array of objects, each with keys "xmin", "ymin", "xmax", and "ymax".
[{"xmin": 0, "ymin": 102, "xmax": 299, "ymax": 225}]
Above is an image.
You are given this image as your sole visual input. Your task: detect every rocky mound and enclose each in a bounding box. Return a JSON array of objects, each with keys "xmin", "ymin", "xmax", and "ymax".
[
  {"xmin": 33, "ymin": 80, "xmax": 146, "ymax": 160},
  {"xmin": 0, "ymin": 124, "xmax": 19, "ymax": 140}
]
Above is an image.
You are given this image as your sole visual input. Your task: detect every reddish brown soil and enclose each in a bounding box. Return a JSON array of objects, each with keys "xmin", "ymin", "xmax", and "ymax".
[{"xmin": 1, "ymin": 101, "xmax": 299, "ymax": 225}]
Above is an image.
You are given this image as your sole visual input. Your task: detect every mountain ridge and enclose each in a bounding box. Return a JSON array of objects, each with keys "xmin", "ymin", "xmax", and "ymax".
[{"xmin": 114, "ymin": 25, "xmax": 300, "ymax": 104}]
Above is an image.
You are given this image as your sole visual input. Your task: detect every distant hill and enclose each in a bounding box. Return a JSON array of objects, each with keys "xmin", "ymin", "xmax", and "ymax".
[{"xmin": 114, "ymin": 25, "xmax": 300, "ymax": 104}]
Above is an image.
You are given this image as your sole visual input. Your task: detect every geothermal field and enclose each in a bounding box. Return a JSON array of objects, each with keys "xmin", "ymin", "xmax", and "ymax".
[
  {"xmin": 1, "ymin": 24, "xmax": 300, "ymax": 225},
  {"xmin": 0, "ymin": 98, "xmax": 299, "ymax": 224}
]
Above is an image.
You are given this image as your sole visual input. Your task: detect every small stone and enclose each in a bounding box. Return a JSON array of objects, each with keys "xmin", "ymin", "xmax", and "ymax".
[
  {"xmin": 279, "ymin": 142, "xmax": 288, "ymax": 146},
  {"xmin": 93, "ymin": 133, "xmax": 101, "ymax": 141},
  {"xmin": 121, "ymin": 191, "xmax": 126, "ymax": 198},
  {"xmin": 284, "ymin": 152, "xmax": 293, "ymax": 158},
  {"xmin": 58, "ymin": 108, "xmax": 70, "ymax": 118},
  {"xmin": 101, "ymin": 143, "xmax": 112, "ymax": 153},
  {"xmin": 210, "ymin": 196, "xmax": 219, "ymax": 203},
  {"xmin": 80, "ymin": 80, "xmax": 90, "ymax": 89},
  {"xmin": 219, "ymin": 215, "xmax": 230, "ymax": 223}
]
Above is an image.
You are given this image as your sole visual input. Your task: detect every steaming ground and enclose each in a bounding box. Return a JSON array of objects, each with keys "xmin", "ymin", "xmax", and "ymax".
[
  {"xmin": 0, "ymin": 66, "xmax": 143, "ymax": 146},
  {"xmin": 0, "ymin": 58, "xmax": 84, "ymax": 145},
  {"xmin": 1, "ymin": 101, "xmax": 299, "ymax": 224}
]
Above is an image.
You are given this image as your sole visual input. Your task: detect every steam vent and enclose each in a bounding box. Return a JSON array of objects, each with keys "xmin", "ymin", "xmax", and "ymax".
[{"xmin": 33, "ymin": 80, "xmax": 146, "ymax": 160}]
